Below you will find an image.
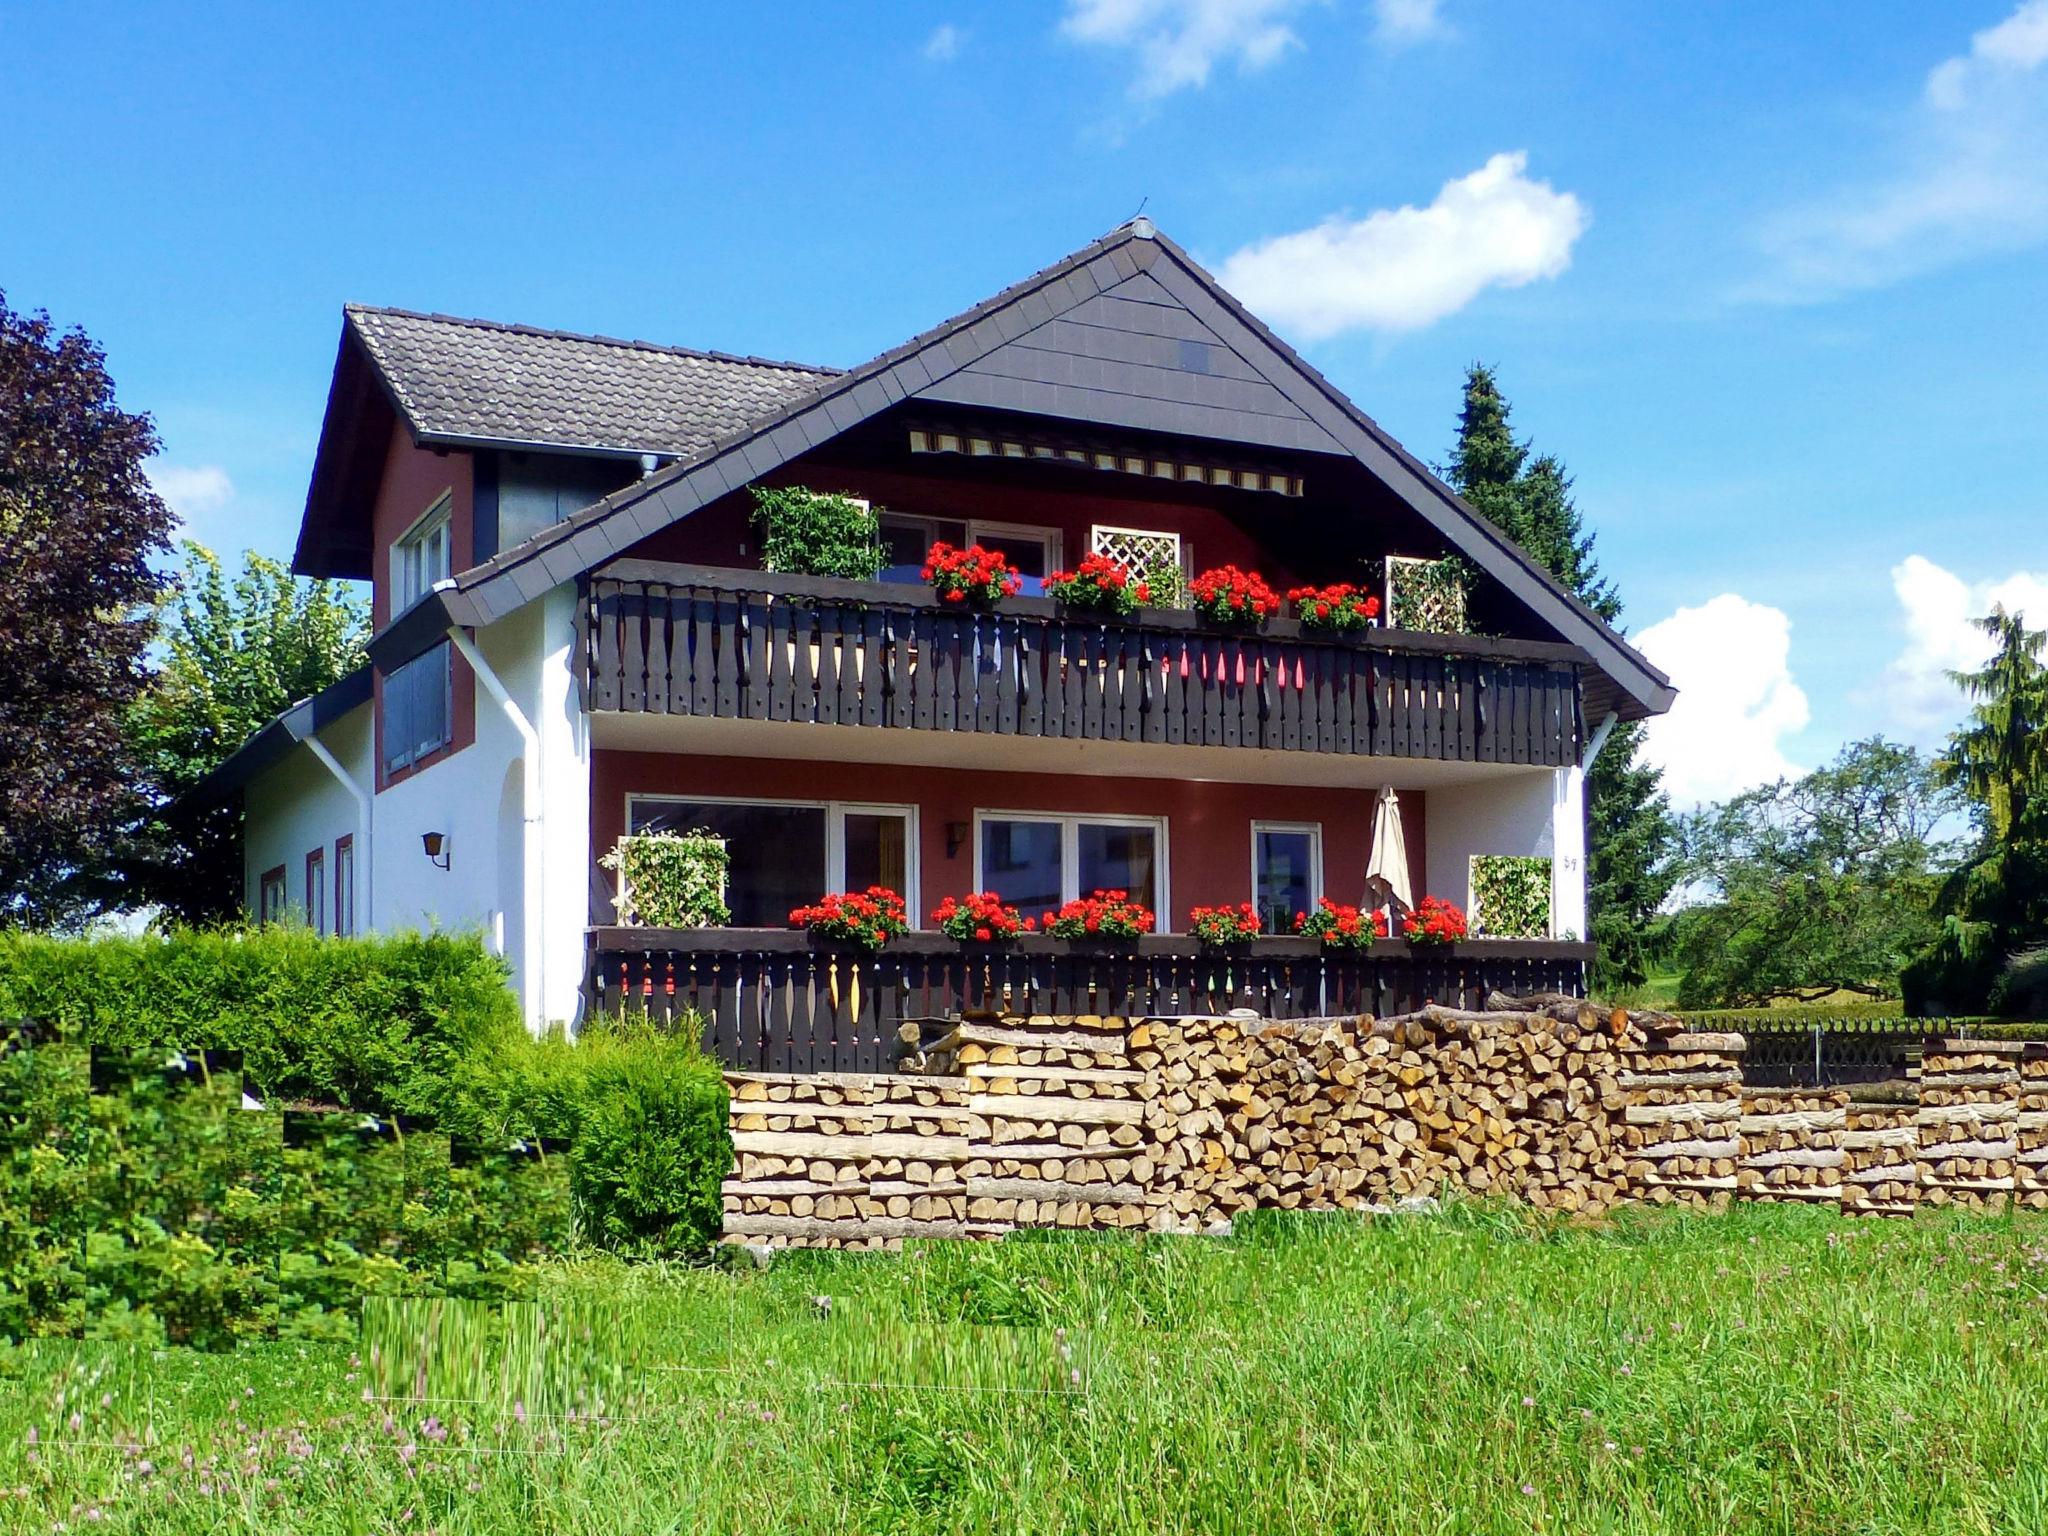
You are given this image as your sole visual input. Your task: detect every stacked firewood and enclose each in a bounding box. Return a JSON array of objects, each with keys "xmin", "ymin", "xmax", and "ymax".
[
  {"xmin": 1619, "ymin": 1033, "xmax": 1744, "ymax": 1204},
  {"xmin": 2018, "ymin": 1046, "xmax": 2048, "ymax": 1212},
  {"xmin": 1123, "ymin": 1004, "xmax": 1650, "ymax": 1221},
  {"xmin": 1841, "ymin": 1098, "xmax": 1919, "ymax": 1217},
  {"xmin": 721, "ymin": 1071, "xmax": 994, "ymax": 1249},
  {"xmin": 926, "ymin": 1018, "xmax": 1160, "ymax": 1232},
  {"xmin": 1736, "ymin": 1089, "xmax": 1846, "ymax": 1202},
  {"xmin": 1918, "ymin": 1040, "xmax": 2023, "ymax": 1208}
]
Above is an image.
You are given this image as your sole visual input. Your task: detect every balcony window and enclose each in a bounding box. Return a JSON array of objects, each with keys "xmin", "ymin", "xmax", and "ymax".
[
  {"xmin": 627, "ymin": 797, "xmax": 914, "ymax": 927},
  {"xmin": 1252, "ymin": 822, "xmax": 1322, "ymax": 933},
  {"xmin": 975, "ymin": 812, "xmax": 1165, "ymax": 924},
  {"xmin": 382, "ymin": 642, "xmax": 453, "ymax": 776},
  {"xmin": 878, "ymin": 514, "xmax": 1060, "ymax": 595}
]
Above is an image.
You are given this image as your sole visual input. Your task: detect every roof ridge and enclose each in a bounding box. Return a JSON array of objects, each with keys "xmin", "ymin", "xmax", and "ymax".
[{"xmin": 342, "ymin": 303, "xmax": 840, "ymax": 377}]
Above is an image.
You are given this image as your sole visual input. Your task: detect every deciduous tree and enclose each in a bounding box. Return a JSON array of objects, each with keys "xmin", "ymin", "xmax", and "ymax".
[{"xmin": 0, "ymin": 293, "xmax": 173, "ymax": 927}]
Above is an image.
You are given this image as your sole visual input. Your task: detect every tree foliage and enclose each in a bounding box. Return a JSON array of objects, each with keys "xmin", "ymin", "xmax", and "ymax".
[
  {"xmin": 125, "ymin": 542, "xmax": 368, "ymax": 924},
  {"xmin": 1447, "ymin": 365, "xmax": 1678, "ymax": 988},
  {"xmin": 1671, "ymin": 739, "xmax": 1958, "ymax": 1007},
  {"xmin": 0, "ymin": 292, "xmax": 174, "ymax": 928},
  {"xmin": 1903, "ymin": 607, "xmax": 2048, "ymax": 1014}
]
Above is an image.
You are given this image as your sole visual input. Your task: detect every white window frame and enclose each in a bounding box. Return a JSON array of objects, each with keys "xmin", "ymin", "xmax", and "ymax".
[
  {"xmin": 1250, "ymin": 821, "xmax": 1323, "ymax": 925},
  {"xmin": 304, "ymin": 848, "xmax": 327, "ymax": 935},
  {"xmin": 623, "ymin": 793, "xmax": 920, "ymax": 917},
  {"xmin": 392, "ymin": 493, "xmax": 453, "ymax": 615},
  {"xmin": 258, "ymin": 866, "xmax": 287, "ymax": 926},
  {"xmin": 878, "ymin": 513, "xmax": 1062, "ymax": 569},
  {"xmin": 971, "ymin": 809, "xmax": 1171, "ymax": 930},
  {"xmin": 334, "ymin": 837, "xmax": 356, "ymax": 938}
]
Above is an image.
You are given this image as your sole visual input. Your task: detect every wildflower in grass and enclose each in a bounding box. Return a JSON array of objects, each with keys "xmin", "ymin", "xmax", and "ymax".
[{"xmin": 1520, "ymin": 1483, "xmax": 1537, "ymax": 1496}]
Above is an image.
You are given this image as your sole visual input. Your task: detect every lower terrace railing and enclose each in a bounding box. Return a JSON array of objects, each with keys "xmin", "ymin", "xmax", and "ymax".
[
  {"xmin": 586, "ymin": 928, "xmax": 1594, "ymax": 1074},
  {"xmin": 584, "ymin": 563, "xmax": 1587, "ymax": 767}
]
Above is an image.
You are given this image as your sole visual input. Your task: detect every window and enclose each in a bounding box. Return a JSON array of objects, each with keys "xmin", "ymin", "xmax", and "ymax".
[
  {"xmin": 975, "ymin": 812, "xmax": 1166, "ymax": 925},
  {"xmin": 393, "ymin": 495, "xmax": 453, "ymax": 614},
  {"xmin": 878, "ymin": 513, "xmax": 1061, "ymax": 595},
  {"xmin": 382, "ymin": 642, "xmax": 453, "ymax": 776},
  {"xmin": 304, "ymin": 849, "xmax": 327, "ymax": 934},
  {"xmin": 258, "ymin": 865, "xmax": 288, "ymax": 926},
  {"xmin": 1252, "ymin": 822, "xmax": 1322, "ymax": 933},
  {"xmin": 627, "ymin": 797, "xmax": 915, "ymax": 927},
  {"xmin": 334, "ymin": 836, "xmax": 356, "ymax": 937}
]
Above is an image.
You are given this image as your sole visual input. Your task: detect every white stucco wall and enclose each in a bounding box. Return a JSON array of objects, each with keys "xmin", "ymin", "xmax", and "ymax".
[
  {"xmin": 244, "ymin": 706, "xmax": 373, "ymax": 924},
  {"xmin": 1422, "ymin": 768, "xmax": 1564, "ymax": 931}
]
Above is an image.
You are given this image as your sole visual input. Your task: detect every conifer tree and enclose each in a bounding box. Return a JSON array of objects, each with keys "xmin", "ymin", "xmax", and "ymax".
[{"xmin": 1447, "ymin": 365, "xmax": 1676, "ymax": 991}]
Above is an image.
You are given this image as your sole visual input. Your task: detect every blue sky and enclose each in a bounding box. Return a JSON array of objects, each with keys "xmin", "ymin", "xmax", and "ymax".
[{"xmin": 4, "ymin": 1, "xmax": 2045, "ymax": 804}]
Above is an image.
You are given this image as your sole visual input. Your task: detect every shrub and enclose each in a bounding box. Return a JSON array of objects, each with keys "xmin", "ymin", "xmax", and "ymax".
[
  {"xmin": 1288, "ymin": 582, "xmax": 1380, "ymax": 634},
  {"xmin": 0, "ymin": 928, "xmax": 525, "ymax": 1135},
  {"xmin": 788, "ymin": 887, "xmax": 911, "ymax": 949},
  {"xmin": 923, "ymin": 542, "xmax": 1023, "ymax": 608},
  {"xmin": 1188, "ymin": 565, "xmax": 1280, "ymax": 628},
  {"xmin": 603, "ymin": 831, "xmax": 731, "ymax": 928},
  {"xmin": 1296, "ymin": 898, "xmax": 1387, "ymax": 950},
  {"xmin": 1402, "ymin": 896, "xmax": 1469, "ymax": 946},
  {"xmin": 1042, "ymin": 890, "xmax": 1154, "ymax": 941},
  {"xmin": 1188, "ymin": 903, "xmax": 1263, "ymax": 946},
  {"xmin": 932, "ymin": 892, "xmax": 1034, "ymax": 942},
  {"xmin": 488, "ymin": 1019, "xmax": 729, "ymax": 1257},
  {"xmin": 1044, "ymin": 553, "xmax": 1149, "ymax": 617},
  {"xmin": 1471, "ymin": 855, "xmax": 1552, "ymax": 939},
  {"xmin": 749, "ymin": 485, "xmax": 886, "ymax": 581}
]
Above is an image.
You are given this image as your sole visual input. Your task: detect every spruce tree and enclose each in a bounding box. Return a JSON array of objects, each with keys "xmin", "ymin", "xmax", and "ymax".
[{"xmin": 1446, "ymin": 365, "xmax": 1677, "ymax": 992}]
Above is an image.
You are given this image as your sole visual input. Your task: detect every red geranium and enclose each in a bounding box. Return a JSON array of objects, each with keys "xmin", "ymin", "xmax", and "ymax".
[
  {"xmin": 1286, "ymin": 582, "xmax": 1381, "ymax": 634},
  {"xmin": 1188, "ymin": 565, "xmax": 1281, "ymax": 628},
  {"xmin": 1043, "ymin": 553, "xmax": 1151, "ymax": 617},
  {"xmin": 788, "ymin": 886, "xmax": 911, "ymax": 950},
  {"xmin": 1188, "ymin": 902, "xmax": 1263, "ymax": 946},
  {"xmin": 932, "ymin": 891, "xmax": 1034, "ymax": 942},
  {"xmin": 1401, "ymin": 895, "xmax": 1468, "ymax": 946},
  {"xmin": 923, "ymin": 541, "xmax": 1023, "ymax": 608},
  {"xmin": 1041, "ymin": 888, "xmax": 1155, "ymax": 941},
  {"xmin": 1294, "ymin": 896, "xmax": 1388, "ymax": 951}
]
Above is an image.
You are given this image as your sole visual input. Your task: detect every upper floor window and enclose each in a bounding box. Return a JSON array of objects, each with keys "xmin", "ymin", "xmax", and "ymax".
[
  {"xmin": 878, "ymin": 513, "xmax": 1060, "ymax": 595},
  {"xmin": 382, "ymin": 642, "xmax": 452, "ymax": 776},
  {"xmin": 394, "ymin": 495, "xmax": 453, "ymax": 614}
]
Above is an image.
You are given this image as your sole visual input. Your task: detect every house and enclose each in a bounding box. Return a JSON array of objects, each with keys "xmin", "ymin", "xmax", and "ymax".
[{"xmin": 199, "ymin": 220, "xmax": 1674, "ymax": 1053}]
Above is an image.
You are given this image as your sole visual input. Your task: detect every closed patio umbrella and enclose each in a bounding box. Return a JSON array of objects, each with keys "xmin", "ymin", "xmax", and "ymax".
[{"xmin": 1362, "ymin": 786, "xmax": 1413, "ymax": 925}]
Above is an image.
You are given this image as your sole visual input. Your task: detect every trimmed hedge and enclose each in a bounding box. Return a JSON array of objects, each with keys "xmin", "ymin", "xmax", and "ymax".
[{"xmin": 0, "ymin": 928, "xmax": 525, "ymax": 1137}]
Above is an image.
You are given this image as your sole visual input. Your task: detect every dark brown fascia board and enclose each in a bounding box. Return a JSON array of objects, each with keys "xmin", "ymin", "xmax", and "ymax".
[
  {"xmin": 361, "ymin": 221, "xmax": 1672, "ymax": 718},
  {"xmin": 365, "ymin": 586, "xmax": 486, "ymax": 673}
]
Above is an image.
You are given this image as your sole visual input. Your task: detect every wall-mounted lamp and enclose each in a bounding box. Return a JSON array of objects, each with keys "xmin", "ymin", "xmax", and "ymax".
[
  {"xmin": 421, "ymin": 831, "xmax": 451, "ymax": 870},
  {"xmin": 945, "ymin": 821, "xmax": 971, "ymax": 859}
]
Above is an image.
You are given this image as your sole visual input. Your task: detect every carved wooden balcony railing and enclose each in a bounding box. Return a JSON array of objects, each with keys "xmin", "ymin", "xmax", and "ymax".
[{"xmin": 583, "ymin": 562, "xmax": 1587, "ymax": 766}]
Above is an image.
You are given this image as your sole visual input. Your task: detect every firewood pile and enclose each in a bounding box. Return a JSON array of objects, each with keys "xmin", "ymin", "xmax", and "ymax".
[
  {"xmin": 1620, "ymin": 1033, "xmax": 1744, "ymax": 1204},
  {"xmin": 2019, "ymin": 1046, "xmax": 2048, "ymax": 1212},
  {"xmin": 1841, "ymin": 1100, "xmax": 1918, "ymax": 1217},
  {"xmin": 927, "ymin": 1018, "xmax": 1162, "ymax": 1233},
  {"xmin": 721, "ymin": 1071, "xmax": 996, "ymax": 1249},
  {"xmin": 1918, "ymin": 1040, "xmax": 2023, "ymax": 1209},
  {"xmin": 1737, "ymin": 1089, "xmax": 1847, "ymax": 1202}
]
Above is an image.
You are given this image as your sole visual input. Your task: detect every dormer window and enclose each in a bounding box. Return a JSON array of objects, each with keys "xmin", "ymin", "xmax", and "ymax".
[{"xmin": 393, "ymin": 495, "xmax": 452, "ymax": 614}]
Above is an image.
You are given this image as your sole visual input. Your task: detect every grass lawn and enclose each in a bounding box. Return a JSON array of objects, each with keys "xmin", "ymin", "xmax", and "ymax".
[{"xmin": 4, "ymin": 1203, "xmax": 2047, "ymax": 1534}]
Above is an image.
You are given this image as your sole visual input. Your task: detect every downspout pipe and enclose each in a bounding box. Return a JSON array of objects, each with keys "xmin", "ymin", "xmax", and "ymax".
[
  {"xmin": 446, "ymin": 625, "xmax": 546, "ymax": 1033},
  {"xmin": 303, "ymin": 735, "xmax": 372, "ymax": 932}
]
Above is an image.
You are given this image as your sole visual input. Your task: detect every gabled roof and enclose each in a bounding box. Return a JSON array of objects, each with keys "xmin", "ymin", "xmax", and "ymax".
[
  {"xmin": 344, "ymin": 305, "xmax": 839, "ymax": 458},
  {"xmin": 372, "ymin": 220, "xmax": 1675, "ymax": 720}
]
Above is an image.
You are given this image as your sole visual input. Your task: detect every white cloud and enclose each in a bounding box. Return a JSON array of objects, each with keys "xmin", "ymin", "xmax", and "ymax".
[
  {"xmin": 1633, "ymin": 594, "xmax": 1811, "ymax": 807},
  {"xmin": 148, "ymin": 462, "xmax": 233, "ymax": 521},
  {"xmin": 1372, "ymin": 0, "xmax": 1444, "ymax": 46},
  {"xmin": 1876, "ymin": 553, "xmax": 2048, "ymax": 744},
  {"xmin": 1215, "ymin": 152, "xmax": 1587, "ymax": 339},
  {"xmin": 922, "ymin": 23, "xmax": 963, "ymax": 61},
  {"xmin": 1756, "ymin": 1, "xmax": 2048, "ymax": 299},
  {"xmin": 1060, "ymin": 0, "xmax": 1312, "ymax": 98}
]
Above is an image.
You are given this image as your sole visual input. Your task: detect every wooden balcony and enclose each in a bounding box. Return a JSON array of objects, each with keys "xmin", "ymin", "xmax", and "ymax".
[
  {"xmin": 583, "ymin": 562, "xmax": 1588, "ymax": 767},
  {"xmin": 587, "ymin": 926, "xmax": 1596, "ymax": 1074}
]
